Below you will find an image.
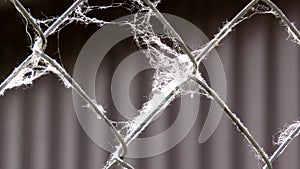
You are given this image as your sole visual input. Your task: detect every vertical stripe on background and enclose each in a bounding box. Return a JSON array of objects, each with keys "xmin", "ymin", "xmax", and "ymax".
[
  {"xmin": 209, "ymin": 34, "xmax": 234, "ymax": 169},
  {"xmin": 1, "ymin": 91, "xmax": 22, "ymax": 169},
  {"xmin": 1, "ymin": 1, "xmax": 300, "ymax": 169},
  {"xmin": 58, "ymin": 87, "xmax": 78, "ymax": 169},
  {"xmin": 241, "ymin": 20, "xmax": 268, "ymax": 168},
  {"xmin": 275, "ymin": 14, "xmax": 299, "ymax": 168},
  {"xmin": 31, "ymin": 80, "xmax": 50, "ymax": 169}
]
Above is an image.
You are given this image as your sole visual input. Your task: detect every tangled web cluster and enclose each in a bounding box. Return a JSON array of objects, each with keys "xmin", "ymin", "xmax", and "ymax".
[
  {"xmin": 0, "ymin": 55, "xmax": 49, "ymax": 96},
  {"xmin": 2, "ymin": 0, "xmax": 300, "ymax": 169}
]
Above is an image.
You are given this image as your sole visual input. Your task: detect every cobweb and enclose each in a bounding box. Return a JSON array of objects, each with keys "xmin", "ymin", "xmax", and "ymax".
[{"xmin": 2, "ymin": 0, "xmax": 300, "ymax": 169}]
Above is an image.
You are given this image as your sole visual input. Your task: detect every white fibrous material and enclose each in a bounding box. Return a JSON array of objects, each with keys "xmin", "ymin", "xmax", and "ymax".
[
  {"xmin": 6, "ymin": 0, "xmax": 300, "ymax": 168},
  {"xmin": 286, "ymin": 24, "xmax": 300, "ymax": 45},
  {"xmin": 233, "ymin": 2, "xmax": 273, "ymax": 27},
  {"xmin": 269, "ymin": 10, "xmax": 300, "ymax": 45},
  {"xmin": 81, "ymin": 99, "xmax": 107, "ymax": 120},
  {"xmin": 274, "ymin": 121, "xmax": 300, "ymax": 145},
  {"xmin": 37, "ymin": 1, "xmax": 124, "ymax": 31},
  {"xmin": 66, "ymin": 2, "xmax": 107, "ymax": 26},
  {"xmin": 119, "ymin": 9, "xmax": 197, "ymax": 138},
  {"xmin": 0, "ymin": 55, "xmax": 51, "ymax": 96},
  {"xmin": 130, "ymin": 12, "xmax": 194, "ymax": 91},
  {"xmin": 46, "ymin": 65, "xmax": 72, "ymax": 89}
]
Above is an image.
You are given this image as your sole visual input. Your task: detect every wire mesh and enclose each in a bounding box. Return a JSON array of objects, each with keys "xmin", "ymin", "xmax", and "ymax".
[{"xmin": 1, "ymin": 0, "xmax": 300, "ymax": 168}]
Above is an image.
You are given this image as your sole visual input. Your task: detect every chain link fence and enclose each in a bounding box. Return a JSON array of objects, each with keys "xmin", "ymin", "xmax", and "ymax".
[{"xmin": 0, "ymin": 0, "xmax": 300, "ymax": 168}]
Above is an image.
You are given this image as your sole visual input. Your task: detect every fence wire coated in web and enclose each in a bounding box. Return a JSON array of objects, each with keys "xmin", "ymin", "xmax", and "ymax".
[{"xmin": 1, "ymin": 0, "xmax": 300, "ymax": 168}]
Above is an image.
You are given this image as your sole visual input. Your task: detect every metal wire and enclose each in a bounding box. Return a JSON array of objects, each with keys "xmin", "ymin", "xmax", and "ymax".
[{"xmin": 1, "ymin": 0, "xmax": 300, "ymax": 168}]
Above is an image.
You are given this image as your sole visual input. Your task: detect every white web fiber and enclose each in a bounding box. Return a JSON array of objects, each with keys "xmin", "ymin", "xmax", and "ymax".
[
  {"xmin": 0, "ymin": 54, "xmax": 50, "ymax": 96},
  {"xmin": 4, "ymin": 0, "xmax": 300, "ymax": 169},
  {"xmin": 274, "ymin": 121, "xmax": 300, "ymax": 145},
  {"xmin": 111, "ymin": 6, "xmax": 204, "ymax": 137}
]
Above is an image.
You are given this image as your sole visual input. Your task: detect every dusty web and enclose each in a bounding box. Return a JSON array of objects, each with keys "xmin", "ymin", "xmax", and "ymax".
[
  {"xmin": 2, "ymin": 0, "xmax": 300, "ymax": 169},
  {"xmin": 274, "ymin": 121, "xmax": 300, "ymax": 146},
  {"xmin": 65, "ymin": 0, "xmax": 200, "ymax": 138},
  {"xmin": 0, "ymin": 54, "xmax": 50, "ymax": 96}
]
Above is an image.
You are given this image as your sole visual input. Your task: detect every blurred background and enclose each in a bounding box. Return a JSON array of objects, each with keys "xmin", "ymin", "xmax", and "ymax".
[{"xmin": 0, "ymin": 0, "xmax": 300, "ymax": 168}]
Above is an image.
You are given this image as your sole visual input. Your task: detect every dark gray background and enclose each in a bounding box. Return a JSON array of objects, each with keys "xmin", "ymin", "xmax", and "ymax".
[{"xmin": 0, "ymin": 0, "xmax": 300, "ymax": 168}]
